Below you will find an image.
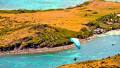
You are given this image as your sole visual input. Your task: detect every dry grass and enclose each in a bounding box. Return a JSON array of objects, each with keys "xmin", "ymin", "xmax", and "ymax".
[
  {"xmin": 0, "ymin": 0, "xmax": 120, "ymax": 31},
  {"xmin": 59, "ymin": 54, "xmax": 120, "ymax": 68},
  {"xmin": 0, "ymin": 0, "xmax": 120, "ymax": 46},
  {"xmin": 0, "ymin": 27, "xmax": 35, "ymax": 46}
]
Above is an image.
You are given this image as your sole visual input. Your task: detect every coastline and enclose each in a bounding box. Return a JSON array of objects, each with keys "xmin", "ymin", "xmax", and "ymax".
[
  {"xmin": 0, "ymin": 0, "xmax": 119, "ymax": 14},
  {"xmin": 0, "ymin": 0, "xmax": 119, "ymax": 56},
  {"xmin": 59, "ymin": 54, "xmax": 120, "ymax": 68},
  {"xmin": 0, "ymin": 1, "xmax": 91, "ymax": 14},
  {"xmin": 0, "ymin": 29, "xmax": 119, "ymax": 56},
  {"xmin": 0, "ymin": 0, "xmax": 119, "ymax": 68},
  {"xmin": 59, "ymin": 30, "xmax": 120, "ymax": 68},
  {"xmin": 0, "ymin": 0, "xmax": 120, "ymax": 32},
  {"xmin": 0, "ymin": 44, "xmax": 75, "ymax": 56}
]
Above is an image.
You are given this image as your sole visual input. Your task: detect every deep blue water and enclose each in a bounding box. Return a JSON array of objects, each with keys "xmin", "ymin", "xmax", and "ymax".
[
  {"xmin": 0, "ymin": 0, "xmax": 88, "ymax": 10},
  {"xmin": 0, "ymin": 35, "xmax": 120, "ymax": 68}
]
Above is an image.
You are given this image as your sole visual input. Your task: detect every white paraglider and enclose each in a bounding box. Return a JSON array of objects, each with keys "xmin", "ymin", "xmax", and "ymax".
[{"xmin": 70, "ymin": 38, "xmax": 81, "ymax": 49}]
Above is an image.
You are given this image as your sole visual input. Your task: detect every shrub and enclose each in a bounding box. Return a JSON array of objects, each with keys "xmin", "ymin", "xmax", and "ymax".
[
  {"xmin": 110, "ymin": 23, "xmax": 120, "ymax": 30},
  {"xmin": 92, "ymin": 11, "xmax": 98, "ymax": 14},
  {"xmin": 97, "ymin": 13, "xmax": 119, "ymax": 23},
  {"xmin": 86, "ymin": 21, "xmax": 101, "ymax": 28},
  {"xmin": 0, "ymin": 27, "xmax": 12, "ymax": 36},
  {"xmin": 78, "ymin": 27, "xmax": 93, "ymax": 39},
  {"xmin": 82, "ymin": 1, "xmax": 90, "ymax": 5},
  {"xmin": 7, "ymin": 24, "xmax": 78, "ymax": 49}
]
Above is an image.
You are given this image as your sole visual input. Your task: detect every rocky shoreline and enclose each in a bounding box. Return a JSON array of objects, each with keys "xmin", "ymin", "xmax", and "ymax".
[
  {"xmin": 59, "ymin": 29, "xmax": 120, "ymax": 68},
  {"xmin": 0, "ymin": 44, "xmax": 75, "ymax": 56},
  {"xmin": 0, "ymin": 29, "xmax": 119, "ymax": 56},
  {"xmin": 0, "ymin": 34, "xmax": 92, "ymax": 56},
  {"xmin": 0, "ymin": 0, "xmax": 119, "ymax": 56}
]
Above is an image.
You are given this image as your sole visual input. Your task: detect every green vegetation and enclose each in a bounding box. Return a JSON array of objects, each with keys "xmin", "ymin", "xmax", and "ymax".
[
  {"xmin": 20, "ymin": 24, "xmax": 77, "ymax": 48},
  {"xmin": 0, "ymin": 9, "xmax": 40, "ymax": 14},
  {"xmin": 96, "ymin": 13, "xmax": 119, "ymax": 23},
  {"xmin": 23, "ymin": 24, "xmax": 77, "ymax": 47},
  {"xmin": 75, "ymin": 1, "xmax": 91, "ymax": 7},
  {"xmin": 59, "ymin": 13, "xmax": 120, "ymax": 67},
  {"xmin": 0, "ymin": 27, "xmax": 12, "ymax": 36},
  {"xmin": 0, "ymin": 1, "xmax": 92, "ymax": 14},
  {"xmin": 82, "ymin": 1, "xmax": 91, "ymax": 5},
  {"xmin": 77, "ymin": 13, "xmax": 120, "ymax": 39},
  {"xmin": 0, "ymin": 24, "xmax": 78, "ymax": 51},
  {"xmin": 0, "ymin": 24, "xmax": 32, "ymax": 36},
  {"xmin": 78, "ymin": 27, "xmax": 93, "ymax": 39},
  {"xmin": 86, "ymin": 13, "xmax": 120, "ymax": 33},
  {"xmin": 0, "ymin": 13, "xmax": 120, "ymax": 52}
]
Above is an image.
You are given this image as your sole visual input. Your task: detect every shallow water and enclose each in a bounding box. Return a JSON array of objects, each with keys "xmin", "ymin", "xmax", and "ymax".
[
  {"xmin": 0, "ymin": 0, "xmax": 88, "ymax": 10},
  {"xmin": 0, "ymin": 35, "xmax": 120, "ymax": 68}
]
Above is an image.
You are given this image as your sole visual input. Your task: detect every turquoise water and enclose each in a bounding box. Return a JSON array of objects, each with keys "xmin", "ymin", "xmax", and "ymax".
[
  {"xmin": 0, "ymin": 35, "xmax": 120, "ymax": 68},
  {"xmin": 0, "ymin": 0, "xmax": 119, "ymax": 10},
  {"xmin": 0, "ymin": 0, "xmax": 88, "ymax": 10}
]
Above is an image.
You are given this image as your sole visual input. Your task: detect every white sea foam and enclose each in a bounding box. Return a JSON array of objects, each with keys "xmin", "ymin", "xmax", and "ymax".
[{"xmin": 97, "ymin": 30, "xmax": 120, "ymax": 37}]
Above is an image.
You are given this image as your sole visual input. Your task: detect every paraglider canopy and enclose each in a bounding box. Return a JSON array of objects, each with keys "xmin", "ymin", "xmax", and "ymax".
[{"xmin": 70, "ymin": 38, "xmax": 81, "ymax": 49}]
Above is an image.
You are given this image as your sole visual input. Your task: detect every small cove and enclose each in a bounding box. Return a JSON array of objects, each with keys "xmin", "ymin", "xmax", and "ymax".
[
  {"xmin": 0, "ymin": 0, "xmax": 120, "ymax": 68},
  {"xmin": 0, "ymin": 35, "xmax": 120, "ymax": 68}
]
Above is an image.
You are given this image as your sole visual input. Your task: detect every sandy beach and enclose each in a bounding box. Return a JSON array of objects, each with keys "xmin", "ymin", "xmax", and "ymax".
[{"xmin": 0, "ymin": 44, "xmax": 75, "ymax": 56}]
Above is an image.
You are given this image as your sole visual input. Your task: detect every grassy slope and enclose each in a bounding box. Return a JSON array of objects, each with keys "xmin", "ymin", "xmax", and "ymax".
[
  {"xmin": 0, "ymin": 0, "xmax": 119, "ymax": 50},
  {"xmin": 0, "ymin": 0, "xmax": 120, "ymax": 31},
  {"xmin": 0, "ymin": 24, "xmax": 78, "ymax": 50},
  {"xmin": 0, "ymin": 13, "xmax": 119, "ymax": 52},
  {"xmin": 59, "ymin": 54, "xmax": 120, "ymax": 68}
]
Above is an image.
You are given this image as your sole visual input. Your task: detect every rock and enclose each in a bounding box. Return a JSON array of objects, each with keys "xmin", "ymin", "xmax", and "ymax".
[
  {"xmin": 94, "ymin": 28, "xmax": 104, "ymax": 34},
  {"xmin": 117, "ymin": 14, "xmax": 120, "ymax": 17},
  {"xmin": 106, "ymin": 21, "xmax": 113, "ymax": 25}
]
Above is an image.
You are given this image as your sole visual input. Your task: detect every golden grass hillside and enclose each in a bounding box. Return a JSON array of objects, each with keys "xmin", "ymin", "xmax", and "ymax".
[
  {"xmin": 0, "ymin": 0, "xmax": 120, "ymax": 31},
  {"xmin": 0, "ymin": 0, "xmax": 120, "ymax": 48}
]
